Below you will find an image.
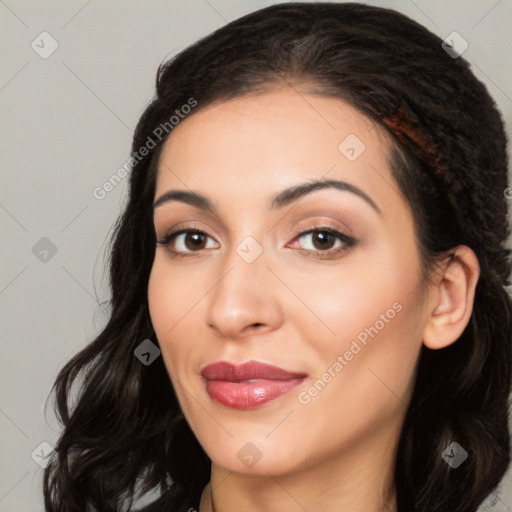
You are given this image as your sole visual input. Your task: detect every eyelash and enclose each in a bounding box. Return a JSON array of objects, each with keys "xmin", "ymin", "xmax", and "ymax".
[{"xmin": 156, "ymin": 224, "xmax": 356, "ymax": 260}]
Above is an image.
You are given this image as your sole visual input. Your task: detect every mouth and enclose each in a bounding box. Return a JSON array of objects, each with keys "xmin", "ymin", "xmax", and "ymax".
[{"xmin": 200, "ymin": 360, "xmax": 308, "ymax": 410}]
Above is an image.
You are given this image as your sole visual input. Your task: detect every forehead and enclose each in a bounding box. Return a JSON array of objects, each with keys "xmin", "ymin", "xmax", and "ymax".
[{"xmin": 154, "ymin": 89, "xmax": 396, "ymax": 211}]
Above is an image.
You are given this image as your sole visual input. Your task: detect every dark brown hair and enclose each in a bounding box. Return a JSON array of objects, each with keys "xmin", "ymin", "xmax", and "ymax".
[{"xmin": 44, "ymin": 3, "xmax": 511, "ymax": 511}]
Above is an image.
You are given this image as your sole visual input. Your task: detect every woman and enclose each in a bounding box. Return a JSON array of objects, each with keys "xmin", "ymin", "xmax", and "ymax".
[{"xmin": 43, "ymin": 3, "xmax": 511, "ymax": 512}]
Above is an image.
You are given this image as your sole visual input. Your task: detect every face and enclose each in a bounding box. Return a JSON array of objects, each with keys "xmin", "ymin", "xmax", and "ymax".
[{"xmin": 148, "ymin": 86, "xmax": 429, "ymax": 477}]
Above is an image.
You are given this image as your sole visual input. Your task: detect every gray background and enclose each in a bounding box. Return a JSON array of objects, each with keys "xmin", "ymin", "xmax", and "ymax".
[{"xmin": 1, "ymin": 0, "xmax": 511, "ymax": 511}]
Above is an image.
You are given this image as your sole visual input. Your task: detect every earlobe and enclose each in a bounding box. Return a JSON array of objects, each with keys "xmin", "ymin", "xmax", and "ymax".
[{"xmin": 422, "ymin": 246, "xmax": 480, "ymax": 350}]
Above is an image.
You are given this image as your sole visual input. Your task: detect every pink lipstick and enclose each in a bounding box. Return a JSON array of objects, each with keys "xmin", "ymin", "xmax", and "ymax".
[{"xmin": 201, "ymin": 361, "xmax": 307, "ymax": 410}]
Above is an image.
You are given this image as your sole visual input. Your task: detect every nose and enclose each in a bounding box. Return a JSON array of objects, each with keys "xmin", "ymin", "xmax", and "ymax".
[{"xmin": 205, "ymin": 245, "xmax": 284, "ymax": 340}]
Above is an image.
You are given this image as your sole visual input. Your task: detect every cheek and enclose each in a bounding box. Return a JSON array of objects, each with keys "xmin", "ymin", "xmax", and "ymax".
[
  {"xmin": 287, "ymin": 237, "xmax": 421, "ymax": 347},
  {"xmin": 148, "ymin": 265, "xmax": 205, "ymax": 425},
  {"xmin": 147, "ymin": 260, "xmax": 196, "ymax": 374},
  {"xmin": 148, "ymin": 255, "xmax": 208, "ymax": 332},
  {"xmin": 148, "ymin": 262, "xmax": 172, "ymax": 341},
  {"xmin": 287, "ymin": 237, "xmax": 424, "ymax": 404},
  {"xmin": 292, "ymin": 284, "xmax": 423, "ymax": 454}
]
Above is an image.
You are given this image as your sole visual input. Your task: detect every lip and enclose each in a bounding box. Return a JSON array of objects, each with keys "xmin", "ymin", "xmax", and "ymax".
[{"xmin": 201, "ymin": 361, "xmax": 308, "ymax": 410}]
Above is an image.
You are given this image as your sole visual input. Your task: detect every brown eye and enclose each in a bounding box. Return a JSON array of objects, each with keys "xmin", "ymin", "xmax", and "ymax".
[
  {"xmin": 157, "ymin": 229, "xmax": 219, "ymax": 254},
  {"xmin": 310, "ymin": 231, "xmax": 336, "ymax": 250},
  {"xmin": 183, "ymin": 232, "xmax": 207, "ymax": 250},
  {"xmin": 297, "ymin": 229, "xmax": 351, "ymax": 252},
  {"xmin": 293, "ymin": 227, "xmax": 356, "ymax": 260}
]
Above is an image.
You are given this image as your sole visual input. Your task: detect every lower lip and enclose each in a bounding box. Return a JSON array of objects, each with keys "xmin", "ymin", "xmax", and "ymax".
[{"xmin": 204, "ymin": 378, "xmax": 306, "ymax": 410}]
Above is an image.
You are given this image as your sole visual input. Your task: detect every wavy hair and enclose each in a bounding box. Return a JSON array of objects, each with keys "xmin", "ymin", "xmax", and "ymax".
[{"xmin": 44, "ymin": 3, "xmax": 512, "ymax": 511}]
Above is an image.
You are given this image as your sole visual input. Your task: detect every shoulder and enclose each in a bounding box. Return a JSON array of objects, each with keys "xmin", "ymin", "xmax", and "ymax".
[{"xmin": 133, "ymin": 485, "xmax": 197, "ymax": 512}]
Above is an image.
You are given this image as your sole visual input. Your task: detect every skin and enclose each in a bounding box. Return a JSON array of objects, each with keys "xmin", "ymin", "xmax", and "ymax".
[{"xmin": 148, "ymin": 85, "xmax": 480, "ymax": 512}]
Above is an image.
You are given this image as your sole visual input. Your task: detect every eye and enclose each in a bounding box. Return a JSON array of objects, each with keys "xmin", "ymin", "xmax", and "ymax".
[
  {"xmin": 157, "ymin": 228, "xmax": 219, "ymax": 256},
  {"xmin": 291, "ymin": 226, "xmax": 356, "ymax": 259},
  {"xmin": 156, "ymin": 225, "xmax": 356, "ymax": 260}
]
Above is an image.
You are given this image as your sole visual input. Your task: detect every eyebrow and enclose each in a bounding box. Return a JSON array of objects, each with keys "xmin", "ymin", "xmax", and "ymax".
[{"xmin": 153, "ymin": 179, "xmax": 382, "ymax": 216}]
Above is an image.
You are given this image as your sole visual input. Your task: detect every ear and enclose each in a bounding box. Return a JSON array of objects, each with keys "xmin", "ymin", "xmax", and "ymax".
[{"xmin": 422, "ymin": 246, "xmax": 480, "ymax": 350}]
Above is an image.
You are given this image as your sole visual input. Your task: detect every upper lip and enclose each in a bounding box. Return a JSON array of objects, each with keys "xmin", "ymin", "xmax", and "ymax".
[{"xmin": 201, "ymin": 360, "xmax": 308, "ymax": 382}]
